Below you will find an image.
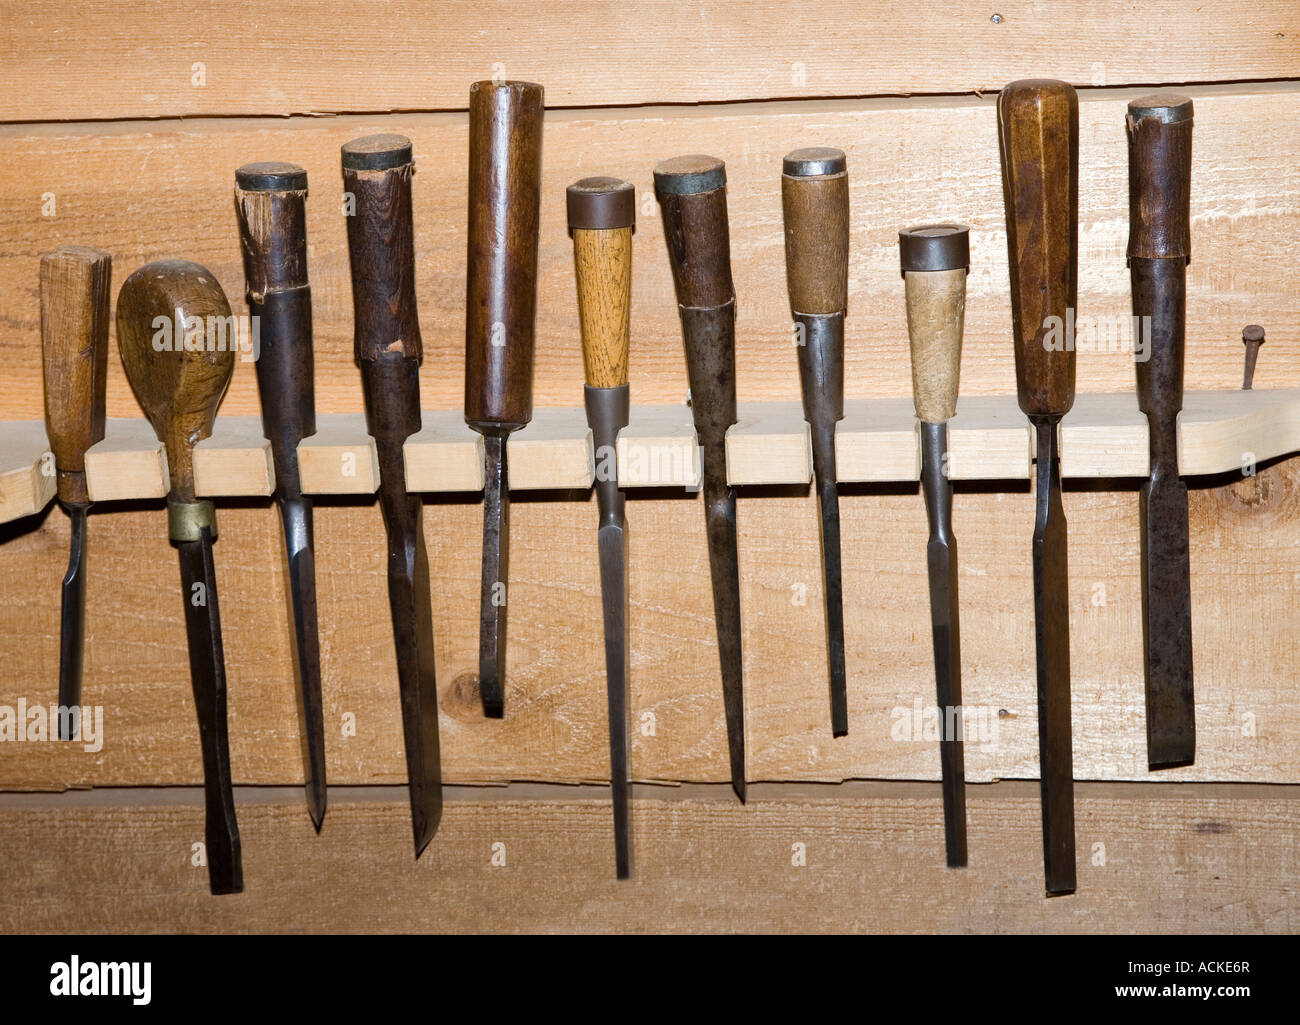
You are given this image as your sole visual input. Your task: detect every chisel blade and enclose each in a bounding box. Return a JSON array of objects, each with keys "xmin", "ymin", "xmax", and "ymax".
[
  {"xmin": 702, "ymin": 474, "xmax": 746, "ymax": 803},
  {"xmin": 810, "ymin": 423, "xmax": 848, "ymax": 738},
  {"xmin": 478, "ymin": 434, "xmax": 510, "ymax": 718},
  {"xmin": 597, "ymin": 517, "xmax": 630, "ymax": 878},
  {"xmin": 1032, "ymin": 420, "xmax": 1075, "ymax": 896},
  {"xmin": 57, "ymin": 504, "xmax": 89, "ymax": 740},
  {"xmin": 278, "ymin": 496, "xmax": 327, "ymax": 831},
  {"xmin": 1139, "ymin": 473, "xmax": 1195, "ymax": 768},
  {"xmin": 177, "ymin": 528, "xmax": 242, "ymax": 895}
]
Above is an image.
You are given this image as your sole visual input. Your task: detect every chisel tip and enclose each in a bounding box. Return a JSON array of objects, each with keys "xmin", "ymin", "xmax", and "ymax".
[{"xmin": 307, "ymin": 785, "xmax": 326, "ymax": 833}]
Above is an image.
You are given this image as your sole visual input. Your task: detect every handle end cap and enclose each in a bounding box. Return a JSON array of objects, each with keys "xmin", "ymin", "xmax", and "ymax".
[
  {"xmin": 236, "ymin": 161, "xmax": 307, "ymax": 191},
  {"xmin": 782, "ymin": 147, "xmax": 846, "ymax": 177},
  {"xmin": 899, "ymin": 223, "xmax": 971, "ymax": 276},
  {"xmin": 567, "ymin": 177, "xmax": 636, "ymax": 233},
  {"xmin": 341, "ymin": 134, "xmax": 413, "ymax": 171},
  {"xmin": 654, "ymin": 154, "xmax": 725, "ymax": 196}
]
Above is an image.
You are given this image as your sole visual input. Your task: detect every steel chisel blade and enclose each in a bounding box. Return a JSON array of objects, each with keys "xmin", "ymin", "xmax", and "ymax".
[
  {"xmin": 597, "ymin": 519, "xmax": 630, "ymax": 878},
  {"xmin": 57, "ymin": 504, "xmax": 89, "ymax": 740},
  {"xmin": 702, "ymin": 476, "xmax": 745, "ymax": 803}
]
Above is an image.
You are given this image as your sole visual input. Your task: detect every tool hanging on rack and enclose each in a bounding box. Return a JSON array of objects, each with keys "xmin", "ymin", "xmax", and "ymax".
[
  {"xmin": 781, "ymin": 147, "xmax": 850, "ymax": 737},
  {"xmin": 900, "ymin": 223, "xmax": 971, "ymax": 868},
  {"xmin": 40, "ymin": 245, "xmax": 111, "ymax": 739},
  {"xmin": 116, "ymin": 259, "xmax": 241, "ymax": 894},
  {"xmin": 997, "ymin": 78, "xmax": 1079, "ymax": 896},
  {"xmin": 234, "ymin": 162, "xmax": 327, "ymax": 828},
  {"xmin": 654, "ymin": 154, "xmax": 747, "ymax": 801},
  {"xmin": 342, "ymin": 133, "xmax": 443, "ymax": 855},
  {"xmin": 568, "ymin": 175, "xmax": 636, "ymax": 878}
]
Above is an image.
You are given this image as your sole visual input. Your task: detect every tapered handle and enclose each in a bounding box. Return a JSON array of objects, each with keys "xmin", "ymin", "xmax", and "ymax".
[
  {"xmin": 1127, "ymin": 95, "xmax": 1193, "ymax": 262},
  {"xmin": 997, "ymin": 79, "xmax": 1078, "ymax": 418},
  {"xmin": 116, "ymin": 259, "xmax": 235, "ymax": 507},
  {"xmin": 781, "ymin": 148, "xmax": 849, "ymax": 317},
  {"xmin": 465, "ymin": 80, "xmax": 544, "ymax": 429},
  {"xmin": 41, "ymin": 246, "xmax": 111, "ymax": 505},
  {"xmin": 342, "ymin": 134, "xmax": 422, "ymax": 365},
  {"xmin": 568, "ymin": 177, "xmax": 635, "ymax": 389},
  {"xmin": 654, "ymin": 155, "xmax": 734, "ymax": 309},
  {"xmin": 900, "ymin": 225, "xmax": 970, "ymax": 424}
]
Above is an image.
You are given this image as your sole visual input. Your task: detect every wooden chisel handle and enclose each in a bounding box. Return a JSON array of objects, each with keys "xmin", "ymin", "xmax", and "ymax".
[
  {"xmin": 1128, "ymin": 94, "xmax": 1193, "ymax": 428},
  {"xmin": 234, "ymin": 162, "xmax": 315, "ymax": 484},
  {"xmin": 41, "ymin": 246, "xmax": 111, "ymax": 506},
  {"xmin": 782, "ymin": 147, "xmax": 849, "ymax": 318},
  {"xmin": 465, "ymin": 80, "xmax": 544, "ymax": 430},
  {"xmin": 568, "ymin": 177, "xmax": 635, "ymax": 390},
  {"xmin": 900, "ymin": 225, "xmax": 970, "ymax": 423},
  {"xmin": 997, "ymin": 79, "xmax": 1078, "ymax": 418}
]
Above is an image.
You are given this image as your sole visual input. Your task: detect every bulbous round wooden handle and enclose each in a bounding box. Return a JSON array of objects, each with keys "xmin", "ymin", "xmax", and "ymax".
[
  {"xmin": 901, "ymin": 225, "xmax": 969, "ymax": 423},
  {"xmin": 997, "ymin": 78, "xmax": 1078, "ymax": 418},
  {"xmin": 782, "ymin": 147, "xmax": 849, "ymax": 317},
  {"xmin": 653, "ymin": 154, "xmax": 734, "ymax": 309},
  {"xmin": 568, "ymin": 177, "xmax": 634, "ymax": 389},
  {"xmin": 115, "ymin": 259, "xmax": 236, "ymax": 504},
  {"xmin": 41, "ymin": 245, "xmax": 111, "ymax": 505},
  {"xmin": 1126, "ymin": 93, "xmax": 1193, "ymax": 263}
]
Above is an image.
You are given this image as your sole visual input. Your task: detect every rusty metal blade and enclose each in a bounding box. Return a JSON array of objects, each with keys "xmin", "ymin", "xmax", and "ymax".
[
  {"xmin": 478, "ymin": 433, "xmax": 509, "ymax": 718},
  {"xmin": 702, "ymin": 472, "xmax": 746, "ymax": 803},
  {"xmin": 57, "ymin": 503, "xmax": 89, "ymax": 741},
  {"xmin": 1139, "ymin": 473, "xmax": 1195, "ymax": 768}
]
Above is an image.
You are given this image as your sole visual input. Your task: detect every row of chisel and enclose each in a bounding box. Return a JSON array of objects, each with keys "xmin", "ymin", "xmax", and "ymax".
[{"xmin": 34, "ymin": 79, "xmax": 1196, "ymax": 896}]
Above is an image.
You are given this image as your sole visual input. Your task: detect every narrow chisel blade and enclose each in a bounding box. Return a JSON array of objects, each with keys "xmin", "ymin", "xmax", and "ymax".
[
  {"xmin": 1139, "ymin": 473, "xmax": 1195, "ymax": 768},
  {"xmin": 177, "ymin": 528, "xmax": 242, "ymax": 895},
  {"xmin": 278, "ymin": 496, "xmax": 327, "ymax": 830},
  {"xmin": 597, "ymin": 518, "xmax": 630, "ymax": 878},
  {"xmin": 702, "ymin": 475, "xmax": 746, "ymax": 803},
  {"xmin": 810, "ymin": 425, "xmax": 848, "ymax": 738},
  {"xmin": 57, "ymin": 504, "xmax": 89, "ymax": 741},
  {"xmin": 479, "ymin": 434, "xmax": 509, "ymax": 718}
]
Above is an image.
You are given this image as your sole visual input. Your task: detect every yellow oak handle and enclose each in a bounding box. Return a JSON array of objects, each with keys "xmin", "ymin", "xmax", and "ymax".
[
  {"xmin": 567, "ymin": 177, "xmax": 634, "ymax": 389},
  {"xmin": 900, "ymin": 225, "xmax": 970, "ymax": 424}
]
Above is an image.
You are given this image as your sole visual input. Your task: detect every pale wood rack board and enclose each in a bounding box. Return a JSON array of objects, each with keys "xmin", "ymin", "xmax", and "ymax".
[{"xmin": 0, "ymin": 388, "xmax": 1288, "ymax": 523}]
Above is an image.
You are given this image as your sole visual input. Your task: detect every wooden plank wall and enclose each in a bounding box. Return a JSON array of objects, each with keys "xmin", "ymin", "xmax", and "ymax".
[{"xmin": 1, "ymin": 1, "xmax": 1298, "ymax": 932}]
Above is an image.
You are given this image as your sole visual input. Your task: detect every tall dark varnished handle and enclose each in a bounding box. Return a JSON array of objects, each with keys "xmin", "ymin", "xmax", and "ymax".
[
  {"xmin": 465, "ymin": 80, "xmax": 544, "ymax": 429},
  {"xmin": 782, "ymin": 147, "xmax": 849, "ymax": 318},
  {"xmin": 568, "ymin": 177, "xmax": 635, "ymax": 390},
  {"xmin": 998, "ymin": 79, "xmax": 1078, "ymax": 418},
  {"xmin": 41, "ymin": 246, "xmax": 111, "ymax": 507},
  {"xmin": 655, "ymin": 155, "xmax": 735, "ymax": 311}
]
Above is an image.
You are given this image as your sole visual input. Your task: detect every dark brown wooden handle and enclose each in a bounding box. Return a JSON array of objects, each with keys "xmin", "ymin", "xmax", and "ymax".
[
  {"xmin": 1126, "ymin": 94, "xmax": 1193, "ymax": 262},
  {"xmin": 567, "ymin": 177, "xmax": 635, "ymax": 389},
  {"xmin": 465, "ymin": 80, "xmax": 544, "ymax": 430},
  {"xmin": 115, "ymin": 259, "xmax": 236, "ymax": 505},
  {"xmin": 781, "ymin": 148, "xmax": 849, "ymax": 316},
  {"xmin": 40, "ymin": 245, "xmax": 111, "ymax": 505},
  {"xmin": 654, "ymin": 154, "xmax": 734, "ymax": 309},
  {"xmin": 997, "ymin": 78, "xmax": 1078, "ymax": 418},
  {"xmin": 342, "ymin": 134, "xmax": 422, "ymax": 365}
]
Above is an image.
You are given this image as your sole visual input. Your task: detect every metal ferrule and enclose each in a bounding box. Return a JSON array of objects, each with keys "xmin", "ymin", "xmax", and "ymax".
[
  {"xmin": 793, "ymin": 312, "xmax": 845, "ymax": 429},
  {"xmin": 584, "ymin": 384, "xmax": 630, "ymax": 527},
  {"xmin": 360, "ymin": 353, "xmax": 422, "ymax": 454},
  {"xmin": 679, "ymin": 301, "xmax": 737, "ymax": 457},
  {"xmin": 169, "ymin": 500, "xmax": 218, "ymax": 543},
  {"xmin": 252, "ymin": 286, "xmax": 315, "ymax": 495},
  {"xmin": 920, "ymin": 421, "xmax": 953, "ymax": 549}
]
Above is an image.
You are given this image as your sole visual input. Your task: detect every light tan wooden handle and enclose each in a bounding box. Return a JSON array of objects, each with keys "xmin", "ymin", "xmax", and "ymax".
[
  {"xmin": 567, "ymin": 177, "xmax": 635, "ymax": 389},
  {"xmin": 782, "ymin": 148, "xmax": 849, "ymax": 316},
  {"xmin": 905, "ymin": 268, "xmax": 967, "ymax": 423},
  {"xmin": 41, "ymin": 245, "xmax": 112, "ymax": 504}
]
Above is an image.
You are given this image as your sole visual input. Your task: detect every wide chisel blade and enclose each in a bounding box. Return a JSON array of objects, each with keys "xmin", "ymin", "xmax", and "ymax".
[
  {"xmin": 1139, "ymin": 473, "xmax": 1194, "ymax": 767},
  {"xmin": 703, "ymin": 474, "xmax": 746, "ymax": 803},
  {"xmin": 597, "ymin": 517, "xmax": 630, "ymax": 877},
  {"xmin": 57, "ymin": 504, "xmax": 89, "ymax": 740},
  {"xmin": 278, "ymin": 496, "xmax": 327, "ymax": 829},
  {"xmin": 178, "ymin": 529, "xmax": 242, "ymax": 895}
]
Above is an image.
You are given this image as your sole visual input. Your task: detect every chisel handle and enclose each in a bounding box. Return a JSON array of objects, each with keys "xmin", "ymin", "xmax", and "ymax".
[
  {"xmin": 116, "ymin": 260, "xmax": 236, "ymax": 516},
  {"xmin": 782, "ymin": 147, "xmax": 849, "ymax": 318},
  {"xmin": 1128, "ymin": 95, "xmax": 1193, "ymax": 428},
  {"xmin": 465, "ymin": 80, "xmax": 544, "ymax": 430},
  {"xmin": 900, "ymin": 225, "xmax": 970, "ymax": 424},
  {"xmin": 567, "ymin": 177, "xmax": 635, "ymax": 389},
  {"xmin": 998, "ymin": 79, "xmax": 1078, "ymax": 419},
  {"xmin": 235, "ymin": 162, "xmax": 315, "ymax": 490},
  {"xmin": 41, "ymin": 246, "xmax": 111, "ymax": 506}
]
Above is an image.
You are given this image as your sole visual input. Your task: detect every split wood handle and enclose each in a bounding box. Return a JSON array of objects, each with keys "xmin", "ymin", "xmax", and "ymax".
[
  {"xmin": 654, "ymin": 154, "xmax": 734, "ymax": 309},
  {"xmin": 342, "ymin": 134, "xmax": 422, "ymax": 365},
  {"xmin": 40, "ymin": 245, "xmax": 111, "ymax": 506},
  {"xmin": 465, "ymin": 80, "xmax": 544, "ymax": 429},
  {"xmin": 235, "ymin": 162, "xmax": 309, "ymax": 294},
  {"xmin": 1127, "ymin": 94, "xmax": 1193, "ymax": 263},
  {"xmin": 116, "ymin": 259, "xmax": 236, "ymax": 505},
  {"xmin": 997, "ymin": 79, "xmax": 1079, "ymax": 418},
  {"xmin": 900, "ymin": 225, "xmax": 970, "ymax": 424},
  {"xmin": 567, "ymin": 177, "xmax": 635, "ymax": 389},
  {"xmin": 782, "ymin": 148, "xmax": 849, "ymax": 316}
]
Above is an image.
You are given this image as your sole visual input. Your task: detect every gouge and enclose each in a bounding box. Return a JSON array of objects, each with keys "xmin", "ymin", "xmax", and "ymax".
[
  {"xmin": 40, "ymin": 245, "xmax": 110, "ymax": 739},
  {"xmin": 342, "ymin": 134, "xmax": 442, "ymax": 854},
  {"xmin": 900, "ymin": 223, "xmax": 970, "ymax": 867},
  {"xmin": 1126, "ymin": 94, "xmax": 1196, "ymax": 770},
  {"xmin": 568, "ymin": 176, "xmax": 635, "ymax": 878},
  {"xmin": 654, "ymin": 154, "xmax": 746, "ymax": 802},
  {"xmin": 465, "ymin": 80, "xmax": 544, "ymax": 718},
  {"xmin": 117, "ymin": 259, "xmax": 240, "ymax": 895},
  {"xmin": 997, "ymin": 78, "xmax": 1078, "ymax": 896},
  {"xmin": 234, "ymin": 162, "xmax": 327, "ymax": 828},
  {"xmin": 781, "ymin": 147, "xmax": 849, "ymax": 737}
]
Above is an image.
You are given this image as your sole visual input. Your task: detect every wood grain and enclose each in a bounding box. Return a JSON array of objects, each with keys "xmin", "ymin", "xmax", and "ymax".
[
  {"xmin": 0, "ymin": 783, "xmax": 1296, "ymax": 932},
  {"xmin": 572, "ymin": 228, "xmax": 632, "ymax": 389},
  {"xmin": 905, "ymin": 268, "xmax": 967, "ymax": 423},
  {"xmin": 782, "ymin": 163, "xmax": 850, "ymax": 316},
  {"xmin": 2, "ymin": 1, "xmax": 1298, "ymax": 121}
]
